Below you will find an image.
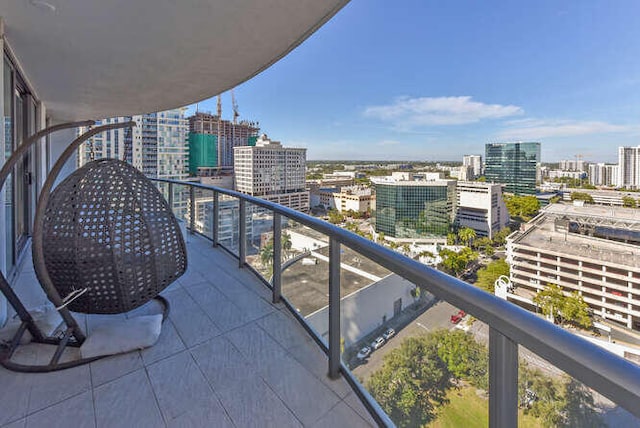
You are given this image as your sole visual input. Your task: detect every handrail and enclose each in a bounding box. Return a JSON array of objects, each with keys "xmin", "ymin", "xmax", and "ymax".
[{"xmin": 152, "ymin": 177, "xmax": 640, "ymax": 425}]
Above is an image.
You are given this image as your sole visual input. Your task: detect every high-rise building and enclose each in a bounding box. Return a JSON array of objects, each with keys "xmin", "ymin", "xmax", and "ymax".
[
  {"xmin": 559, "ymin": 159, "xmax": 586, "ymax": 172},
  {"xmin": 78, "ymin": 108, "xmax": 188, "ymax": 180},
  {"xmin": 372, "ymin": 176, "xmax": 456, "ymax": 242},
  {"xmin": 618, "ymin": 146, "xmax": 640, "ymax": 189},
  {"xmin": 588, "ymin": 163, "xmax": 619, "ymax": 187},
  {"xmin": 455, "ymin": 181, "xmax": 508, "ymax": 238},
  {"xmin": 188, "ymin": 112, "xmax": 259, "ymax": 171},
  {"xmin": 485, "ymin": 142, "xmax": 540, "ymax": 195},
  {"xmin": 234, "ymin": 134, "xmax": 309, "ymax": 212},
  {"xmin": 462, "ymin": 154, "xmax": 482, "ymax": 178}
]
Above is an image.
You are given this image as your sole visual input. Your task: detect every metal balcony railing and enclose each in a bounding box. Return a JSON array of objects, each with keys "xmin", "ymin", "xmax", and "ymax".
[{"xmin": 152, "ymin": 178, "xmax": 640, "ymax": 428}]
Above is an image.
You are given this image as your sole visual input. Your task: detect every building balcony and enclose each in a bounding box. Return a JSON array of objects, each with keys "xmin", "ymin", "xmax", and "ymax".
[{"xmin": 0, "ymin": 234, "xmax": 376, "ymax": 428}]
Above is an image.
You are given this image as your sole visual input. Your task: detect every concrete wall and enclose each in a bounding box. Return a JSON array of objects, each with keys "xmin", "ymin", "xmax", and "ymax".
[
  {"xmin": 305, "ymin": 273, "xmax": 423, "ymax": 347},
  {"xmin": 287, "ymin": 230, "xmax": 328, "ymax": 252}
]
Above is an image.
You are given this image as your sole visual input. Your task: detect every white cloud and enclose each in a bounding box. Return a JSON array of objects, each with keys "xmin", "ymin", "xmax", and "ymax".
[
  {"xmin": 497, "ymin": 119, "xmax": 632, "ymax": 140},
  {"xmin": 363, "ymin": 96, "xmax": 523, "ymax": 129}
]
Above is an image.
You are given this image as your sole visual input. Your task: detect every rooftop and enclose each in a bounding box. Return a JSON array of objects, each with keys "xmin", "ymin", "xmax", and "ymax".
[
  {"xmin": 512, "ymin": 206, "xmax": 640, "ymax": 268},
  {"xmin": 0, "ymin": 235, "xmax": 374, "ymax": 427}
]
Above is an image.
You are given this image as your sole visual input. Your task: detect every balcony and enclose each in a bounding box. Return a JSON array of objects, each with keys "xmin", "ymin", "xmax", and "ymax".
[{"xmin": 0, "ymin": 235, "xmax": 375, "ymax": 427}]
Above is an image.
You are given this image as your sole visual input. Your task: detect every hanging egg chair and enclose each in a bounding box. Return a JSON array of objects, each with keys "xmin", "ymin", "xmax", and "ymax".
[{"xmin": 37, "ymin": 158, "xmax": 187, "ymax": 314}]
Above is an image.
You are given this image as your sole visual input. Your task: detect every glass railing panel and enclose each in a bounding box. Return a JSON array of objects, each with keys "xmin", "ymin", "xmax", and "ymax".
[
  {"xmin": 190, "ymin": 186, "xmax": 209, "ymax": 236},
  {"xmin": 517, "ymin": 342, "xmax": 637, "ymax": 427},
  {"xmin": 347, "ymin": 265, "xmax": 490, "ymax": 428},
  {"xmin": 244, "ymin": 201, "xmax": 274, "ymax": 282},
  {"xmin": 280, "ymin": 220, "xmax": 330, "ymax": 345},
  {"xmin": 216, "ymin": 195, "xmax": 240, "ymax": 256}
]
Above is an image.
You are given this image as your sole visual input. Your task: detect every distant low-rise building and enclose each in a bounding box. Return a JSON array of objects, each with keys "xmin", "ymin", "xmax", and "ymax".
[{"xmin": 507, "ymin": 204, "xmax": 640, "ymax": 330}]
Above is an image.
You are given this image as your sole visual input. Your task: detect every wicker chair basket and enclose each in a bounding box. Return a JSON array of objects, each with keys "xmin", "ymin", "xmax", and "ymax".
[{"xmin": 37, "ymin": 159, "xmax": 187, "ymax": 314}]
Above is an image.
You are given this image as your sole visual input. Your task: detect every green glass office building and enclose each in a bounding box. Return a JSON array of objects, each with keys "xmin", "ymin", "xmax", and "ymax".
[
  {"xmin": 375, "ymin": 181, "xmax": 456, "ymax": 240},
  {"xmin": 188, "ymin": 132, "xmax": 217, "ymax": 174},
  {"xmin": 485, "ymin": 142, "xmax": 540, "ymax": 195}
]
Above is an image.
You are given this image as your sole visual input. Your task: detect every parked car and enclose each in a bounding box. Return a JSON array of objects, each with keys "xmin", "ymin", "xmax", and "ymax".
[
  {"xmin": 356, "ymin": 346, "xmax": 372, "ymax": 360},
  {"xmin": 383, "ymin": 328, "xmax": 395, "ymax": 340},
  {"xmin": 371, "ymin": 336, "xmax": 386, "ymax": 350},
  {"xmin": 450, "ymin": 310, "xmax": 466, "ymax": 324}
]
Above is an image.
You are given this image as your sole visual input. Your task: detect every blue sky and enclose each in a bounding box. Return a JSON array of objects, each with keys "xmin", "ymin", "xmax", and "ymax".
[{"xmin": 187, "ymin": 0, "xmax": 640, "ymax": 163}]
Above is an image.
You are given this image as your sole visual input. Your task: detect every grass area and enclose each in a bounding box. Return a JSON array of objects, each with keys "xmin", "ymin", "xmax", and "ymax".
[{"xmin": 428, "ymin": 386, "xmax": 542, "ymax": 428}]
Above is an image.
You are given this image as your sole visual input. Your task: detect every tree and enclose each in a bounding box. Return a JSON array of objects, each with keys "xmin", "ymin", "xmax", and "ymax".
[
  {"xmin": 367, "ymin": 337, "xmax": 451, "ymax": 427},
  {"xmin": 492, "ymin": 227, "xmax": 512, "ymax": 246},
  {"xmin": 623, "ymin": 195, "xmax": 637, "ymax": 208},
  {"xmin": 562, "ymin": 291, "xmax": 592, "ymax": 329},
  {"xmin": 562, "ymin": 379, "xmax": 605, "ymax": 427},
  {"xmin": 504, "ymin": 195, "xmax": 540, "ymax": 220},
  {"xmin": 431, "ymin": 330, "xmax": 488, "ymax": 389},
  {"xmin": 533, "ymin": 283, "xmax": 565, "ymax": 322},
  {"xmin": 446, "ymin": 232, "xmax": 457, "ymax": 245},
  {"xmin": 458, "ymin": 227, "xmax": 477, "ymax": 247},
  {"xmin": 327, "ymin": 209, "xmax": 344, "ymax": 224},
  {"xmin": 260, "ymin": 242, "xmax": 274, "ymax": 268},
  {"xmin": 439, "ymin": 247, "xmax": 478, "ymax": 276},
  {"xmin": 476, "ymin": 259, "xmax": 510, "ymax": 293},
  {"xmin": 570, "ymin": 192, "xmax": 594, "ymax": 204},
  {"xmin": 282, "ymin": 232, "xmax": 292, "ymax": 257},
  {"xmin": 533, "ymin": 284, "xmax": 592, "ymax": 328}
]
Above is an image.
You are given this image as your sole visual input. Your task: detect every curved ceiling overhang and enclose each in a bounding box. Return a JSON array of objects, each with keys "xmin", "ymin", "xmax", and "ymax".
[{"xmin": 2, "ymin": 0, "xmax": 349, "ymax": 121}]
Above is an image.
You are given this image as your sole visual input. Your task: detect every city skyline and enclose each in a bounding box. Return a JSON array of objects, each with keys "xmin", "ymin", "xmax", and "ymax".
[{"xmin": 187, "ymin": 0, "xmax": 640, "ymax": 163}]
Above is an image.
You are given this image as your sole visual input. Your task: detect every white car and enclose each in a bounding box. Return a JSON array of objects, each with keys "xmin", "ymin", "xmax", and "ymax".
[
  {"xmin": 371, "ymin": 336, "xmax": 385, "ymax": 350},
  {"xmin": 356, "ymin": 346, "xmax": 372, "ymax": 360},
  {"xmin": 383, "ymin": 328, "xmax": 395, "ymax": 340}
]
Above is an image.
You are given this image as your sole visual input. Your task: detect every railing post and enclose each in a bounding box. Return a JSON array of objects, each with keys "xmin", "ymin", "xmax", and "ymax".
[
  {"xmin": 489, "ymin": 327, "xmax": 518, "ymax": 428},
  {"xmin": 239, "ymin": 198, "xmax": 246, "ymax": 268},
  {"xmin": 272, "ymin": 212, "xmax": 282, "ymax": 303},
  {"xmin": 189, "ymin": 185, "xmax": 195, "ymax": 234},
  {"xmin": 212, "ymin": 190, "xmax": 219, "ymax": 247},
  {"xmin": 168, "ymin": 182, "xmax": 174, "ymax": 213},
  {"xmin": 328, "ymin": 237, "xmax": 341, "ymax": 379}
]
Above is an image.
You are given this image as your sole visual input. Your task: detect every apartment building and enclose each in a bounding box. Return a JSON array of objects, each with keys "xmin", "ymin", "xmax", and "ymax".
[
  {"xmin": 234, "ymin": 134, "xmax": 309, "ymax": 212},
  {"xmin": 78, "ymin": 109, "xmax": 189, "ymax": 180},
  {"xmin": 507, "ymin": 204, "xmax": 640, "ymax": 330},
  {"xmin": 618, "ymin": 146, "xmax": 640, "ymax": 189},
  {"xmin": 589, "ymin": 163, "xmax": 619, "ymax": 187},
  {"xmin": 463, "ymin": 154, "xmax": 482, "ymax": 178},
  {"xmin": 455, "ymin": 181, "xmax": 508, "ymax": 238}
]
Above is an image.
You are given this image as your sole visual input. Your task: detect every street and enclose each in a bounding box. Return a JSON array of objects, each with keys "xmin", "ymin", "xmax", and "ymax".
[{"xmin": 352, "ymin": 300, "xmax": 459, "ymax": 383}]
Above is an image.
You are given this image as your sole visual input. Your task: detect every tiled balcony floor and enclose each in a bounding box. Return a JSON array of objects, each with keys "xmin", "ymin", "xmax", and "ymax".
[{"xmin": 0, "ymin": 234, "xmax": 375, "ymax": 427}]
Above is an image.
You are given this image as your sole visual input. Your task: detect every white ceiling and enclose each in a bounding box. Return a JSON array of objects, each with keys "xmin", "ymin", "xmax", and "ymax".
[{"xmin": 2, "ymin": 0, "xmax": 348, "ymax": 121}]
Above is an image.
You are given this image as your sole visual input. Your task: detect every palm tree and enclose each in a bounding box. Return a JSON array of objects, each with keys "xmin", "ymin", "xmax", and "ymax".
[
  {"xmin": 282, "ymin": 232, "xmax": 292, "ymax": 258},
  {"xmin": 458, "ymin": 227, "xmax": 477, "ymax": 248},
  {"xmin": 260, "ymin": 242, "xmax": 274, "ymax": 267}
]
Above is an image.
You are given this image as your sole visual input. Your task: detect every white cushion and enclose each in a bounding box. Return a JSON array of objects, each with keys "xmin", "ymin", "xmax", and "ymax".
[{"xmin": 80, "ymin": 314, "xmax": 162, "ymax": 359}]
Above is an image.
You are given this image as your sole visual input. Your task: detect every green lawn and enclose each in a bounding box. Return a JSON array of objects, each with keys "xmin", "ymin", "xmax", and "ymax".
[{"xmin": 428, "ymin": 386, "xmax": 542, "ymax": 428}]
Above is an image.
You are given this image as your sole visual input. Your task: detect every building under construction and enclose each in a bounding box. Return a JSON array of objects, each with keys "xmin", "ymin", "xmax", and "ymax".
[{"xmin": 188, "ymin": 111, "xmax": 260, "ymax": 173}]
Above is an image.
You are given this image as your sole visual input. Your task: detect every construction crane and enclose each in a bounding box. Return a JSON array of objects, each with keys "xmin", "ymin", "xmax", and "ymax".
[{"xmin": 231, "ymin": 88, "xmax": 239, "ymax": 125}]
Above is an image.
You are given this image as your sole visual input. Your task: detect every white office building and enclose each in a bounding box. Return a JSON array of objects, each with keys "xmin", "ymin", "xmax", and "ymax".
[
  {"xmin": 234, "ymin": 134, "xmax": 309, "ymax": 212},
  {"xmin": 455, "ymin": 181, "xmax": 509, "ymax": 238},
  {"xmin": 618, "ymin": 146, "xmax": 640, "ymax": 189}
]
